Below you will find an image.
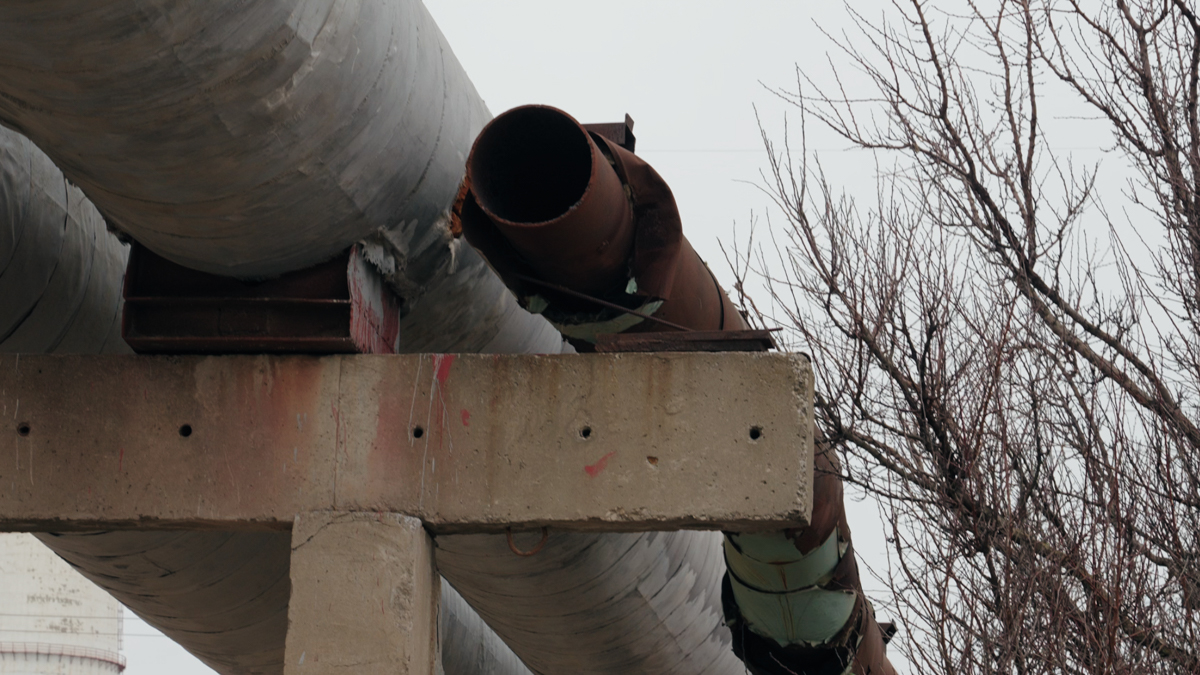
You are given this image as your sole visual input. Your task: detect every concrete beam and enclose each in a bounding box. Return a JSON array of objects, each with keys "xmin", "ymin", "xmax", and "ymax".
[
  {"xmin": 284, "ymin": 512, "xmax": 438, "ymax": 675},
  {"xmin": 0, "ymin": 353, "xmax": 812, "ymax": 533}
]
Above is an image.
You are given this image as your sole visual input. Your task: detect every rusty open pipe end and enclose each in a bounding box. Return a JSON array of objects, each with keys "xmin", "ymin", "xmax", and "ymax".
[
  {"xmin": 466, "ymin": 105, "xmax": 634, "ymax": 294},
  {"xmin": 469, "ymin": 106, "xmax": 594, "ymax": 226},
  {"xmin": 459, "ymin": 104, "xmax": 742, "ymax": 336}
]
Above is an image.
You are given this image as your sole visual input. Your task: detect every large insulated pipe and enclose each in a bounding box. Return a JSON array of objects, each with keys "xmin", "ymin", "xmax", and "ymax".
[
  {"xmin": 0, "ymin": 0, "xmax": 563, "ymax": 354},
  {"xmin": 0, "ymin": 120, "xmax": 535, "ymax": 675},
  {"xmin": 0, "ymin": 2, "xmax": 470, "ymax": 280},
  {"xmin": 455, "ymin": 105, "xmax": 895, "ymax": 675},
  {"xmin": 0, "ymin": 128, "xmax": 128, "ymax": 355}
]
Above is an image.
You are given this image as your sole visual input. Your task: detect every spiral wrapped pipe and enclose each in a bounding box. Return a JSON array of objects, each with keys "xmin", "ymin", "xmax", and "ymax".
[{"xmin": 0, "ymin": 127, "xmax": 128, "ymax": 355}]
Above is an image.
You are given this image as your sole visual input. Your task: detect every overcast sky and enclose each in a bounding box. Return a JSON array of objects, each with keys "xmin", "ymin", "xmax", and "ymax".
[{"xmin": 120, "ymin": 3, "xmax": 906, "ymax": 673}]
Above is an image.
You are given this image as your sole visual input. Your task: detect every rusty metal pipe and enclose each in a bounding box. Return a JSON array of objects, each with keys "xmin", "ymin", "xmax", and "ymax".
[
  {"xmin": 459, "ymin": 105, "xmax": 738, "ymax": 340},
  {"xmin": 647, "ymin": 237, "xmax": 742, "ymax": 332},
  {"xmin": 467, "ymin": 105, "xmax": 635, "ymax": 295}
]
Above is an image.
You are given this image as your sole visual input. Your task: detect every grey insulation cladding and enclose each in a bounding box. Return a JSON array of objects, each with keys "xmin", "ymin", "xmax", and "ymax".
[{"xmin": 0, "ymin": 129, "xmax": 128, "ymax": 354}]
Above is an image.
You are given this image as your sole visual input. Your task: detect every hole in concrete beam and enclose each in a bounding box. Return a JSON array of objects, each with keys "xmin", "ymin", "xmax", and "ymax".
[
  {"xmin": 179, "ymin": 424, "xmax": 193, "ymax": 437},
  {"xmin": 749, "ymin": 426, "xmax": 763, "ymax": 441},
  {"xmin": 413, "ymin": 426, "xmax": 425, "ymax": 439},
  {"xmin": 579, "ymin": 426, "xmax": 593, "ymax": 439},
  {"xmin": 17, "ymin": 422, "xmax": 31, "ymax": 437}
]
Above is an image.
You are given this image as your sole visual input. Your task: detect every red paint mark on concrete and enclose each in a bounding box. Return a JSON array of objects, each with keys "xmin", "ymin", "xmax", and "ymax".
[
  {"xmin": 584, "ymin": 451, "xmax": 617, "ymax": 477},
  {"xmin": 434, "ymin": 354, "xmax": 457, "ymax": 385},
  {"xmin": 461, "ymin": 409, "xmax": 471, "ymax": 426}
]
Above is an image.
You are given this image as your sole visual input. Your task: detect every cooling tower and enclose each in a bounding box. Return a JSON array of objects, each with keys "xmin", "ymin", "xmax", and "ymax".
[{"xmin": 0, "ymin": 533, "xmax": 125, "ymax": 675}]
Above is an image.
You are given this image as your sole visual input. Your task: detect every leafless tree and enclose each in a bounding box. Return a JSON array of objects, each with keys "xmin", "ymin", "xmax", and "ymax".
[{"xmin": 729, "ymin": 1, "xmax": 1200, "ymax": 672}]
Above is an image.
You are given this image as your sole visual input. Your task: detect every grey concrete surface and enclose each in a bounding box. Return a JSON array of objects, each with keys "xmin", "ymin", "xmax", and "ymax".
[
  {"xmin": 0, "ymin": 352, "xmax": 812, "ymax": 533},
  {"xmin": 284, "ymin": 512, "xmax": 438, "ymax": 675}
]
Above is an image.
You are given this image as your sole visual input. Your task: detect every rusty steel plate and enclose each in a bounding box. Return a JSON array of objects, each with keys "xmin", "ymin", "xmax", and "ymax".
[
  {"xmin": 122, "ymin": 244, "xmax": 404, "ymax": 355},
  {"xmin": 0, "ymin": 353, "xmax": 812, "ymax": 533},
  {"xmin": 594, "ymin": 329, "xmax": 778, "ymax": 353}
]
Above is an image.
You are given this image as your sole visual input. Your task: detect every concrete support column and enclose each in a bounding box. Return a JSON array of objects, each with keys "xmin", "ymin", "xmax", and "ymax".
[{"xmin": 285, "ymin": 512, "xmax": 439, "ymax": 675}]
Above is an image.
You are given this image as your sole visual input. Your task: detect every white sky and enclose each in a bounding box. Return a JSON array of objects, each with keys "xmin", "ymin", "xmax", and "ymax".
[{"xmin": 121, "ymin": 2, "xmax": 920, "ymax": 673}]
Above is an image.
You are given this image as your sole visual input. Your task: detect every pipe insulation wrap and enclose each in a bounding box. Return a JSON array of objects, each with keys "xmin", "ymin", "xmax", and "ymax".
[
  {"xmin": 435, "ymin": 531, "xmax": 742, "ymax": 675},
  {"xmin": 439, "ymin": 580, "xmax": 535, "ymax": 675},
  {"xmin": 724, "ymin": 531, "xmax": 844, "ymax": 593},
  {"xmin": 0, "ymin": 0, "xmax": 485, "ymax": 280},
  {"xmin": 34, "ymin": 531, "xmax": 292, "ymax": 675},
  {"xmin": 721, "ymin": 448, "xmax": 898, "ymax": 675},
  {"xmin": 724, "ymin": 532, "xmax": 858, "ymax": 645},
  {"xmin": 0, "ymin": 126, "xmax": 128, "ymax": 355}
]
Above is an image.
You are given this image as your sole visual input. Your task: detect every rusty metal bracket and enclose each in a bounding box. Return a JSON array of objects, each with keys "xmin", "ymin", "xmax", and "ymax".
[
  {"xmin": 583, "ymin": 114, "xmax": 636, "ymax": 153},
  {"xmin": 122, "ymin": 243, "xmax": 403, "ymax": 354},
  {"xmin": 595, "ymin": 329, "xmax": 778, "ymax": 353}
]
